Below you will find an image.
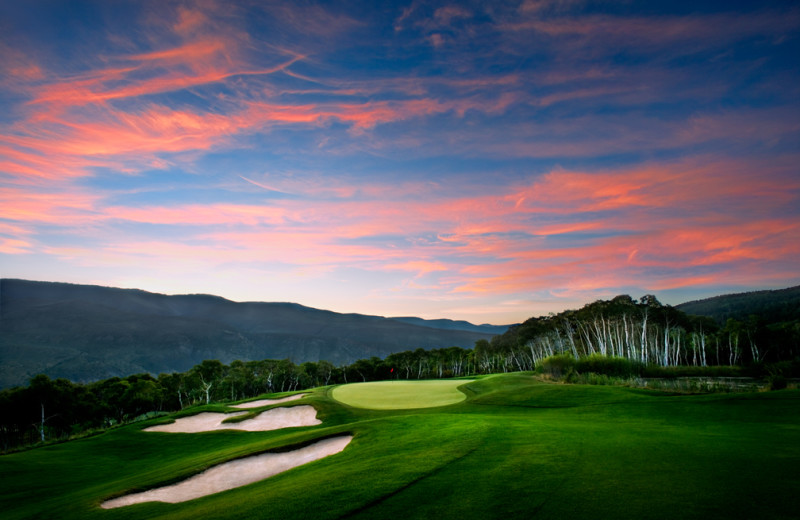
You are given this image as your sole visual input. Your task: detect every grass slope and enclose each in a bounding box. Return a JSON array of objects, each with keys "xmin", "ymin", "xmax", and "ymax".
[
  {"xmin": 331, "ymin": 380, "xmax": 474, "ymax": 409},
  {"xmin": 1, "ymin": 374, "xmax": 799, "ymax": 520}
]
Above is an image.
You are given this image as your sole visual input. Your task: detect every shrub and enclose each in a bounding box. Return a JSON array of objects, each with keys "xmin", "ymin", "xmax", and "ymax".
[
  {"xmin": 767, "ymin": 375, "xmax": 787, "ymax": 391},
  {"xmin": 765, "ymin": 362, "xmax": 791, "ymax": 391},
  {"xmin": 535, "ymin": 354, "xmax": 577, "ymax": 380}
]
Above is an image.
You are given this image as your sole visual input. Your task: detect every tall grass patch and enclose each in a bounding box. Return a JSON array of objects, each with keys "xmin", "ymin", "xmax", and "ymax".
[{"xmin": 575, "ymin": 354, "xmax": 642, "ymax": 378}]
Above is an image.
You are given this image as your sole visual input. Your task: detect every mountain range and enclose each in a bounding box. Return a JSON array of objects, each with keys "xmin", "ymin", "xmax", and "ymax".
[{"xmin": 0, "ymin": 279, "xmax": 503, "ymax": 389}]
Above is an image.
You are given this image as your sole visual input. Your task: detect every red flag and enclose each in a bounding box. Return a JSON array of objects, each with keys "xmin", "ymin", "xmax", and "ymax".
[{"xmin": 390, "ymin": 368, "xmax": 394, "ymax": 373}]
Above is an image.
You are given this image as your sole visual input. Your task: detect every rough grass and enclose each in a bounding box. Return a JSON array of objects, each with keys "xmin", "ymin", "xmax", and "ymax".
[
  {"xmin": 331, "ymin": 379, "xmax": 474, "ymax": 409},
  {"xmin": 1, "ymin": 373, "xmax": 799, "ymax": 520}
]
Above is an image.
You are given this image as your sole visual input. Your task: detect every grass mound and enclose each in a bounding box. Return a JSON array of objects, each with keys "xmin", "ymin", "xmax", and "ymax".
[{"xmin": 331, "ymin": 380, "xmax": 473, "ymax": 409}]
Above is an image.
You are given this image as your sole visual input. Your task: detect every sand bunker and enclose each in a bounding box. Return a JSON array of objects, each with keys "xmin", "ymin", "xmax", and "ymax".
[
  {"xmin": 230, "ymin": 394, "xmax": 306, "ymax": 409},
  {"xmin": 101, "ymin": 435, "xmax": 352, "ymax": 508},
  {"xmin": 144, "ymin": 405, "xmax": 321, "ymax": 433}
]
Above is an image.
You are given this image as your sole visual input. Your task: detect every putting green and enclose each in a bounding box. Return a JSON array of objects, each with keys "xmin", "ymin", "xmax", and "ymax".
[{"xmin": 332, "ymin": 379, "xmax": 474, "ymax": 409}]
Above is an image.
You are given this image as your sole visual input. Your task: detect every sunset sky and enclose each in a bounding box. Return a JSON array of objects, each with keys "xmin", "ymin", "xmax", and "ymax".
[{"xmin": 1, "ymin": 0, "xmax": 798, "ymax": 324}]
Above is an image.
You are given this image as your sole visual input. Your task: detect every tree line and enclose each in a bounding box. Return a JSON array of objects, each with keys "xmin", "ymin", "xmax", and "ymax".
[
  {"xmin": 485, "ymin": 294, "xmax": 799, "ymax": 372},
  {"xmin": 2, "ymin": 294, "xmax": 798, "ymax": 452},
  {"xmin": 0, "ymin": 347, "xmax": 475, "ymax": 452}
]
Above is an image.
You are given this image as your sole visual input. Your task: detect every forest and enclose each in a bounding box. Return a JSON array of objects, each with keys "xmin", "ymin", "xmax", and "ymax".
[{"xmin": 2, "ymin": 294, "xmax": 798, "ymax": 452}]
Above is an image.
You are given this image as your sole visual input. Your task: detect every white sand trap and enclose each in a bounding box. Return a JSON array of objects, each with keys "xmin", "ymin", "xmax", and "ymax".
[
  {"xmin": 101, "ymin": 435, "xmax": 352, "ymax": 508},
  {"xmin": 231, "ymin": 394, "xmax": 306, "ymax": 409},
  {"xmin": 144, "ymin": 406, "xmax": 321, "ymax": 433}
]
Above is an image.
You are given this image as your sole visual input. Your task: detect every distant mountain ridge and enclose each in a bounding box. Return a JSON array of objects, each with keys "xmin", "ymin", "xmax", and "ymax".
[
  {"xmin": 676, "ymin": 285, "xmax": 800, "ymax": 324},
  {"xmin": 389, "ymin": 317, "xmax": 510, "ymax": 335},
  {"xmin": 0, "ymin": 279, "xmax": 498, "ymax": 389}
]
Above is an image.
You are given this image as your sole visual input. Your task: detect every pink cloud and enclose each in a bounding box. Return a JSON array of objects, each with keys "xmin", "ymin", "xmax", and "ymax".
[
  {"xmin": 243, "ymin": 96, "xmax": 508, "ymax": 131},
  {"xmin": 384, "ymin": 260, "xmax": 450, "ymax": 277},
  {"xmin": 0, "ymin": 187, "xmax": 101, "ymax": 225},
  {"xmin": 0, "ymin": 237, "xmax": 33, "ymax": 255},
  {"xmin": 173, "ymin": 6, "xmax": 209, "ymax": 36},
  {"xmin": 0, "ymin": 42, "xmax": 45, "ymax": 85},
  {"xmin": 0, "ymin": 141, "xmax": 117, "ymax": 182},
  {"xmin": 104, "ymin": 204, "xmax": 288, "ymax": 226},
  {"xmin": 446, "ymin": 215, "xmax": 800, "ymax": 296},
  {"xmin": 506, "ymin": 157, "xmax": 800, "ymax": 216},
  {"xmin": 28, "ymin": 49, "xmax": 302, "ymax": 108}
]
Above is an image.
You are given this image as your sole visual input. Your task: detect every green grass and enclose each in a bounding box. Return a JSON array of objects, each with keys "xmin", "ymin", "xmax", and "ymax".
[
  {"xmin": 331, "ymin": 379, "xmax": 474, "ymax": 409},
  {"xmin": 1, "ymin": 373, "xmax": 799, "ymax": 519}
]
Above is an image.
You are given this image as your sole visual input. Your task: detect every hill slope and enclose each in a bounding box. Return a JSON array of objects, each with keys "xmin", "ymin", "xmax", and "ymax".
[
  {"xmin": 676, "ymin": 285, "xmax": 800, "ymax": 324},
  {"xmin": 0, "ymin": 279, "xmax": 495, "ymax": 388}
]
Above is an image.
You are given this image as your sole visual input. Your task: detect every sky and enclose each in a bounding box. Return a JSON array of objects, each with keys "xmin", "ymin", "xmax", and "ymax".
[{"xmin": 1, "ymin": 0, "xmax": 798, "ymax": 324}]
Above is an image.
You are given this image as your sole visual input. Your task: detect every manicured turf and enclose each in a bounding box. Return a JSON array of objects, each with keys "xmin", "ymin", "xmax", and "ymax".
[
  {"xmin": 1, "ymin": 374, "xmax": 799, "ymax": 520},
  {"xmin": 331, "ymin": 379, "xmax": 474, "ymax": 409}
]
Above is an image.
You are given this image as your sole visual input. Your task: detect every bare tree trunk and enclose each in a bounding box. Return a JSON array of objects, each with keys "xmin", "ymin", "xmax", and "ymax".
[
  {"xmin": 641, "ymin": 308, "xmax": 648, "ymax": 364},
  {"xmin": 528, "ymin": 341, "xmax": 539, "ymax": 367},
  {"xmin": 40, "ymin": 403, "xmax": 45, "ymax": 443},
  {"xmin": 593, "ymin": 317, "xmax": 606, "ymax": 356},
  {"xmin": 563, "ymin": 319, "xmax": 579, "ymax": 358},
  {"xmin": 623, "ymin": 315, "xmax": 631, "ymax": 360},
  {"xmin": 199, "ymin": 375, "xmax": 213, "ymax": 405},
  {"xmin": 700, "ymin": 329, "xmax": 707, "ymax": 367},
  {"xmin": 579, "ymin": 321, "xmax": 596, "ymax": 355},
  {"xmin": 748, "ymin": 334, "xmax": 760, "ymax": 363}
]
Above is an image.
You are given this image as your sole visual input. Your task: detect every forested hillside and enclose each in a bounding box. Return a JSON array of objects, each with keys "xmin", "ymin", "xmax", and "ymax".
[{"xmin": 676, "ymin": 285, "xmax": 800, "ymax": 324}]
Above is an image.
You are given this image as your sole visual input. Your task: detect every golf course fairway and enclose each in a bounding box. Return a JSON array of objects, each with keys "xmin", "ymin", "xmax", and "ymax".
[
  {"xmin": 331, "ymin": 379, "xmax": 473, "ymax": 409},
  {"xmin": 2, "ymin": 373, "xmax": 799, "ymax": 520}
]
